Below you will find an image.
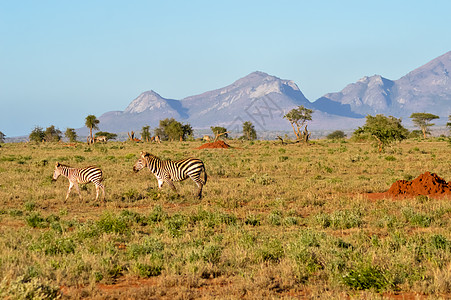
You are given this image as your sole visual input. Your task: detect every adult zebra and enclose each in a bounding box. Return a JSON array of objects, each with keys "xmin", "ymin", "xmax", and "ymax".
[
  {"xmin": 133, "ymin": 151, "xmax": 207, "ymax": 199},
  {"xmin": 53, "ymin": 162, "xmax": 105, "ymax": 201}
]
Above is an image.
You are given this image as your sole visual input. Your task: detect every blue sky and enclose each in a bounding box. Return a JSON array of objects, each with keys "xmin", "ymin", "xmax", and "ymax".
[{"xmin": 1, "ymin": 0, "xmax": 451, "ymax": 137}]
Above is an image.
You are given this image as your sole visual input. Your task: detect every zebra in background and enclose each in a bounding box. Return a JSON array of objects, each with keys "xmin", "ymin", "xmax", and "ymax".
[
  {"xmin": 53, "ymin": 162, "xmax": 105, "ymax": 201},
  {"xmin": 95, "ymin": 136, "xmax": 107, "ymax": 143},
  {"xmin": 133, "ymin": 151, "xmax": 207, "ymax": 199}
]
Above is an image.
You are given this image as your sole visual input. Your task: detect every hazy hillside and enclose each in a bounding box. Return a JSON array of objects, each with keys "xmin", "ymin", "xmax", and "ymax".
[{"xmin": 312, "ymin": 51, "xmax": 451, "ymax": 121}]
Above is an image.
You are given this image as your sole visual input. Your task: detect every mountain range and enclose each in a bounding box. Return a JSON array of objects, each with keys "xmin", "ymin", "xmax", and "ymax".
[{"xmin": 92, "ymin": 51, "xmax": 451, "ymax": 134}]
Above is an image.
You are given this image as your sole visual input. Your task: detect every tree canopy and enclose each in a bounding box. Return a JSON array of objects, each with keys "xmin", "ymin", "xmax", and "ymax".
[
  {"xmin": 44, "ymin": 125, "xmax": 62, "ymax": 142},
  {"xmin": 85, "ymin": 115, "xmax": 100, "ymax": 143},
  {"xmin": 353, "ymin": 114, "xmax": 409, "ymax": 152},
  {"xmin": 29, "ymin": 126, "xmax": 45, "ymax": 143},
  {"xmin": 155, "ymin": 118, "xmax": 193, "ymax": 141},
  {"xmin": 0, "ymin": 131, "xmax": 5, "ymax": 143},
  {"xmin": 409, "ymin": 113, "xmax": 439, "ymax": 138},
  {"xmin": 210, "ymin": 126, "xmax": 228, "ymax": 139},
  {"xmin": 283, "ymin": 105, "xmax": 313, "ymax": 143},
  {"xmin": 141, "ymin": 126, "xmax": 151, "ymax": 142},
  {"xmin": 95, "ymin": 131, "xmax": 117, "ymax": 141},
  {"xmin": 65, "ymin": 128, "xmax": 78, "ymax": 143},
  {"xmin": 326, "ymin": 130, "xmax": 346, "ymax": 140},
  {"xmin": 242, "ymin": 121, "xmax": 257, "ymax": 140}
]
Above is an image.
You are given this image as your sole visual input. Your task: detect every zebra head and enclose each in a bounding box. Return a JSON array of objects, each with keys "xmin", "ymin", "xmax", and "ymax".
[
  {"xmin": 53, "ymin": 162, "xmax": 62, "ymax": 180},
  {"xmin": 133, "ymin": 151, "xmax": 150, "ymax": 173}
]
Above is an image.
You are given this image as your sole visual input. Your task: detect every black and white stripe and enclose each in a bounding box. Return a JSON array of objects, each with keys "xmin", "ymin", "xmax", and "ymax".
[
  {"xmin": 53, "ymin": 162, "xmax": 105, "ymax": 201},
  {"xmin": 133, "ymin": 151, "xmax": 207, "ymax": 199}
]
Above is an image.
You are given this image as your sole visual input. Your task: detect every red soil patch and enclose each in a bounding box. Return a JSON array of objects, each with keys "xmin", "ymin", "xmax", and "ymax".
[
  {"xmin": 366, "ymin": 172, "xmax": 451, "ymax": 200},
  {"xmin": 195, "ymin": 140, "xmax": 231, "ymax": 149}
]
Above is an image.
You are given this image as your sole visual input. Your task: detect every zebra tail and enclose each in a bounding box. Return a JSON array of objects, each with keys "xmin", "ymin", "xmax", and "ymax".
[{"xmin": 203, "ymin": 167, "xmax": 208, "ymax": 185}]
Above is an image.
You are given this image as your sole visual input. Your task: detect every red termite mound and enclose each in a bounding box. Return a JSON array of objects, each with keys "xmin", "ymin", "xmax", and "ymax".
[
  {"xmin": 195, "ymin": 140, "xmax": 231, "ymax": 149},
  {"xmin": 387, "ymin": 172, "xmax": 451, "ymax": 197}
]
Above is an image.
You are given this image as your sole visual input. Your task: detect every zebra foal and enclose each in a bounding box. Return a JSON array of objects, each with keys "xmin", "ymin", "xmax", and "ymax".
[
  {"xmin": 53, "ymin": 162, "xmax": 105, "ymax": 201},
  {"xmin": 133, "ymin": 151, "xmax": 207, "ymax": 199}
]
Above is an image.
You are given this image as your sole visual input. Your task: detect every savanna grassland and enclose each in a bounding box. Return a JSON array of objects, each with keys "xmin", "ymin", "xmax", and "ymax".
[{"xmin": 0, "ymin": 138, "xmax": 451, "ymax": 299}]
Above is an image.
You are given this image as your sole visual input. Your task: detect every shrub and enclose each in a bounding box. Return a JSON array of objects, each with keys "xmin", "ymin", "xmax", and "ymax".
[
  {"xmin": 135, "ymin": 263, "xmax": 163, "ymax": 277},
  {"xmin": 25, "ymin": 213, "xmax": 47, "ymax": 228},
  {"xmin": 342, "ymin": 265, "xmax": 389, "ymax": 291},
  {"xmin": 326, "ymin": 130, "xmax": 346, "ymax": 140},
  {"xmin": 257, "ymin": 239, "xmax": 284, "ymax": 262},
  {"xmin": 165, "ymin": 214, "xmax": 186, "ymax": 237},
  {"xmin": 96, "ymin": 212, "xmax": 131, "ymax": 234},
  {"xmin": 0, "ymin": 275, "xmax": 60, "ymax": 299},
  {"xmin": 127, "ymin": 237, "xmax": 164, "ymax": 260}
]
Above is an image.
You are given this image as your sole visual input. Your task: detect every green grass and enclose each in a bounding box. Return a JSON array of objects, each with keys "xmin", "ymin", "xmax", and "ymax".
[{"xmin": 0, "ymin": 139, "xmax": 450, "ymax": 298}]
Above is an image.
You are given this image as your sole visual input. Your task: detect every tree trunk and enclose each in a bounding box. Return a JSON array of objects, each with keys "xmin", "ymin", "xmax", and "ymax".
[{"xmin": 290, "ymin": 123, "xmax": 300, "ymax": 140}]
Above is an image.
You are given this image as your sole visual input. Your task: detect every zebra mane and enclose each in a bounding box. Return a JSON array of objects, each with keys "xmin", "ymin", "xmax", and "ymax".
[
  {"xmin": 56, "ymin": 162, "xmax": 71, "ymax": 168},
  {"xmin": 141, "ymin": 151, "xmax": 158, "ymax": 159}
]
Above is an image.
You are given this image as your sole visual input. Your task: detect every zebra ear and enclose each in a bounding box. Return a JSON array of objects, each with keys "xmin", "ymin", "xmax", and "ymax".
[
  {"xmin": 55, "ymin": 162, "xmax": 60, "ymax": 167},
  {"xmin": 140, "ymin": 151, "xmax": 148, "ymax": 157}
]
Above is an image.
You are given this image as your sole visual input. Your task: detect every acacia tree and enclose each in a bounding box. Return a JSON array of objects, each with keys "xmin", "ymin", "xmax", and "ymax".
[
  {"xmin": 29, "ymin": 126, "xmax": 45, "ymax": 143},
  {"xmin": 210, "ymin": 126, "xmax": 228, "ymax": 139},
  {"xmin": 409, "ymin": 113, "xmax": 439, "ymax": 138},
  {"xmin": 242, "ymin": 121, "xmax": 257, "ymax": 140},
  {"xmin": 141, "ymin": 125, "xmax": 151, "ymax": 142},
  {"xmin": 65, "ymin": 128, "xmax": 78, "ymax": 143},
  {"xmin": 44, "ymin": 125, "xmax": 62, "ymax": 142},
  {"xmin": 283, "ymin": 105, "xmax": 313, "ymax": 143},
  {"xmin": 353, "ymin": 114, "xmax": 409, "ymax": 152},
  {"xmin": 85, "ymin": 115, "xmax": 99, "ymax": 144},
  {"xmin": 326, "ymin": 130, "xmax": 346, "ymax": 140},
  {"xmin": 95, "ymin": 131, "xmax": 117, "ymax": 141},
  {"xmin": 0, "ymin": 131, "xmax": 5, "ymax": 143},
  {"xmin": 155, "ymin": 118, "xmax": 193, "ymax": 141}
]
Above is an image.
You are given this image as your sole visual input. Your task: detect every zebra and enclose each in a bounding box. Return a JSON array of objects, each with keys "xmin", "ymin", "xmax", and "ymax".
[
  {"xmin": 133, "ymin": 151, "xmax": 207, "ymax": 199},
  {"xmin": 53, "ymin": 162, "xmax": 105, "ymax": 201},
  {"xmin": 150, "ymin": 135, "xmax": 161, "ymax": 143},
  {"xmin": 95, "ymin": 136, "xmax": 107, "ymax": 143}
]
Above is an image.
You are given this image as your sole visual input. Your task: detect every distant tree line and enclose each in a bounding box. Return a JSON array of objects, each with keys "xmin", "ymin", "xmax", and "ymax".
[{"xmin": 23, "ymin": 110, "xmax": 451, "ymax": 146}]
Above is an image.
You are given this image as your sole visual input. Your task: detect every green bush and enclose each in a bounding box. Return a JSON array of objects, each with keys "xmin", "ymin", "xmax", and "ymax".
[
  {"xmin": 96, "ymin": 212, "xmax": 131, "ymax": 234},
  {"xmin": 342, "ymin": 265, "xmax": 389, "ymax": 291},
  {"xmin": 257, "ymin": 239, "xmax": 284, "ymax": 262},
  {"xmin": 0, "ymin": 275, "xmax": 60, "ymax": 299}
]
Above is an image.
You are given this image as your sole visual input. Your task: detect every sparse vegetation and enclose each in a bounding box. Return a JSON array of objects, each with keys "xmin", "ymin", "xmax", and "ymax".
[{"xmin": 0, "ymin": 139, "xmax": 450, "ymax": 298}]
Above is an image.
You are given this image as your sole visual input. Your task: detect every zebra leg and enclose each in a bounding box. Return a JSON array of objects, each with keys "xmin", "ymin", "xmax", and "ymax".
[
  {"xmin": 195, "ymin": 181, "xmax": 203, "ymax": 199},
  {"xmin": 66, "ymin": 181, "xmax": 74, "ymax": 201},
  {"xmin": 95, "ymin": 184, "xmax": 100, "ymax": 201},
  {"xmin": 165, "ymin": 179, "xmax": 177, "ymax": 192},
  {"xmin": 157, "ymin": 178, "xmax": 164, "ymax": 189},
  {"xmin": 74, "ymin": 183, "xmax": 82, "ymax": 201},
  {"xmin": 100, "ymin": 184, "xmax": 105, "ymax": 201}
]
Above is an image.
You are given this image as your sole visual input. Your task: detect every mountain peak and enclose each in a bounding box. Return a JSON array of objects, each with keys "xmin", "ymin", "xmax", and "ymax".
[{"xmin": 124, "ymin": 90, "xmax": 169, "ymax": 114}]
